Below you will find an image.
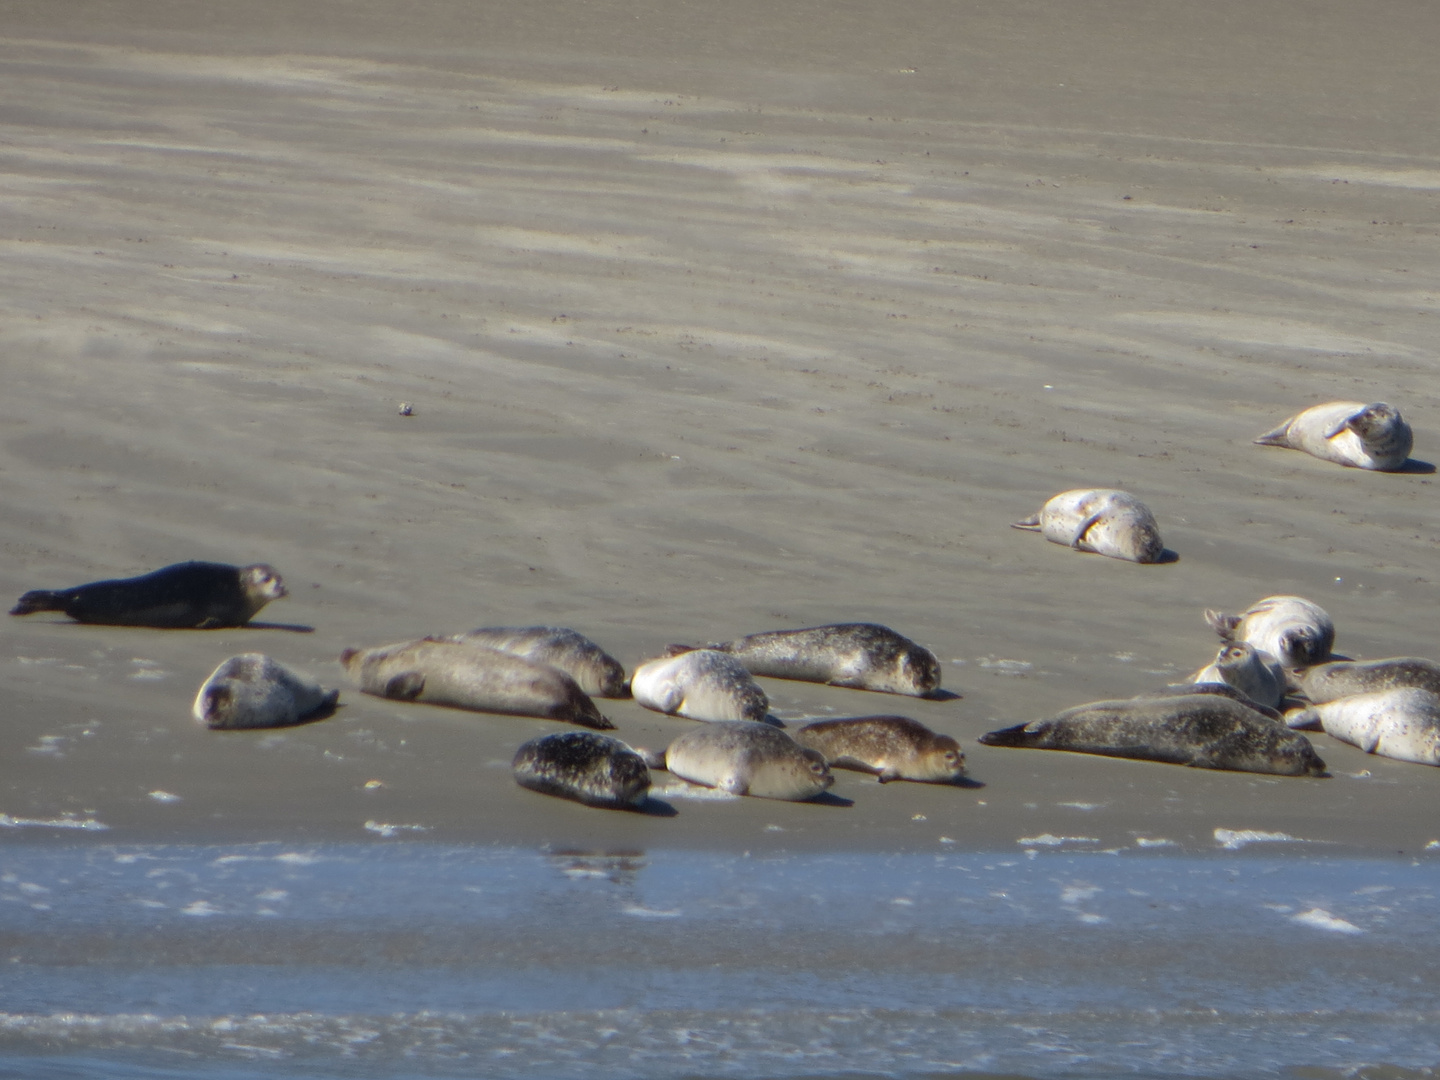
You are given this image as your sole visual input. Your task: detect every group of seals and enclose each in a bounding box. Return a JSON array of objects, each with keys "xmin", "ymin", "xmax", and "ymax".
[{"xmin": 1284, "ymin": 658, "xmax": 1440, "ymax": 767}]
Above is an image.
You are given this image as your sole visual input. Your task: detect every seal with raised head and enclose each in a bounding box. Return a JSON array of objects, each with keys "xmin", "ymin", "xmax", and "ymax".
[
  {"xmin": 1205, "ymin": 595, "xmax": 1334, "ymax": 670},
  {"xmin": 450, "ymin": 626, "xmax": 627, "ymax": 698},
  {"xmin": 1254, "ymin": 401, "xmax": 1413, "ymax": 471},
  {"xmin": 1285, "ymin": 688, "xmax": 1440, "ymax": 766},
  {"xmin": 340, "ymin": 637, "xmax": 612, "ymax": 729},
  {"xmin": 700, "ymin": 623, "xmax": 941, "ymax": 697},
  {"xmin": 1293, "ymin": 657, "xmax": 1440, "ymax": 704},
  {"xmin": 10, "ymin": 561, "xmax": 287, "ymax": 628},
  {"xmin": 1188, "ymin": 642, "xmax": 1285, "ymax": 709},
  {"xmin": 665, "ymin": 721, "xmax": 834, "ymax": 800},
  {"xmin": 793, "ymin": 715, "xmax": 965, "ymax": 783},
  {"xmin": 512, "ymin": 731, "xmax": 652, "ymax": 808},
  {"xmin": 1011, "ymin": 489, "xmax": 1164, "ymax": 564},
  {"xmin": 193, "ymin": 653, "xmax": 338, "ymax": 730},
  {"xmin": 979, "ymin": 694, "xmax": 1327, "ymax": 776},
  {"xmin": 630, "ymin": 648, "xmax": 770, "ymax": 723}
]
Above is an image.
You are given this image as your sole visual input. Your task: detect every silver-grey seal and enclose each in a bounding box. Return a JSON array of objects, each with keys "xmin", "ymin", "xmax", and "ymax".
[
  {"xmin": 630, "ymin": 648, "xmax": 770, "ymax": 723},
  {"xmin": 1188, "ymin": 642, "xmax": 1285, "ymax": 709},
  {"xmin": 10, "ymin": 561, "xmax": 287, "ymax": 628},
  {"xmin": 665, "ymin": 721, "xmax": 834, "ymax": 800},
  {"xmin": 1012, "ymin": 489, "xmax": 1164, "ymax": 564},
  {"xmin": 1285, "ymin": 688, "xmax": 1440, "ymax": 766},
  {"xmin": 701, "ymin": 623, "xmax": 941, "ymax": 697},
  {"xmin": 794, "ymin": 715, "xmax": 964, "ymax": 783},
  {"xmin": 193, "ymin": 653, "xmax": 338, "ymax": 730},
  {"xmin": 512, "ymin": 731, "xmax": 652, "ymax": 808},
  {"xmin": 1205, "ymin": 595, "xmax": 1335, "ymax": 670},
  {"xmin": 1254, "ymin": 401, "xmax": 1412, "ymax": 470},
  {"xmin": 1293, "ymin": 657, "xmax": 1440, "ymax": 704},
  {"xmin": 450, "ymin": 626, "xmax": 627, "ymax": 698}
]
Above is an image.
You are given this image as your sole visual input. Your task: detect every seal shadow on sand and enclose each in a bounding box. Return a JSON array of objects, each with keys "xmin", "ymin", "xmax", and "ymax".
[
  {"xmin": 1154, "ymin": 548, "xmax": 1181, "ymax": 565},
  {"xmin": 924, "ymin": 689, "xmax": 964, "ymax": 702},
  {"xmin": 634, "ymin": 797, "xmax": 679, "ymax": 817},
  {"xmin": 1393, "ymin": 458, "xmax": 1436, "ymax": 475},
  {"xmin": 805, "ymin": 791, "xmax": 856, "ymax": 808},
  {"xmin": 245, "ymin": 621, "xmax": 317, "ymax": 633}
]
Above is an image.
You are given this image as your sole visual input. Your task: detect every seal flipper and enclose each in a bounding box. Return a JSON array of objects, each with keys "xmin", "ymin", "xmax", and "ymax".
[
  {"xmin": 383, "ymin": 671, "xmax": 427, "ymax": 701},
  {"xmin": 9, "ymin": 589, "xmax": 65, "ymax": 617},
  {"xmin": 1204, "ymin": 609, "xmax": 1242, "ymax": 641},
  {"xmin": 1070, "ymin": 512, "xmax": 1104, "ymax": 552},
  {"xmin": 1010, "ymin": 514, "xmax": 1042, "ymax": 531},
  {"xmin": 1254, "ymin": 416, "xmax": 1298, "ymax": 447},
  {"xmin": 1324, "ymin": 409, "xmax": 1364, "ymax": 440}
]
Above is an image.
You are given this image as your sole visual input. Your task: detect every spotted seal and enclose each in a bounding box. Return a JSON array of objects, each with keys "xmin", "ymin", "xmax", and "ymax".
[
  {"xmin": 664, "ymin": 721, "xmax": 834, "ymax": 799},
  {"xmin": 1136, "ymin": 682, "xmax": 1284, "ymax": 721},
  {"xmin": 1188, "ymin": 642, "xmax": 1285, "ymax": 709},
  {"xmin": 793, "ymin": 715, "xmax": 965, "ymax": 783},
  {"xmin": 1254, "ymin": 401, "xmax": 1413, "ymax": 471},
  {"xmin": 340, "ymin": 637, "xmax": 612, "ymax": 729},
  {"xmin": 1011, "ymin": 489, "xmax": 1164, "ymax": 564},
  {"xmin": 979, "ymin": 694, "xmax": 1326, "ymax": 776},
  {"xmin": 1285, "ymin": 688, "xmax": 1440, "ymax": 766},
  {"xmin": 10, "ymin": 561, "xmax": 287, "ymax": 628},
  {"xmin": 1205, "ymin": 595, "xmax": 1334, "ymax": 670},
  {"xmin": 512, "ymin": 731, "xmax": 652, "ymax": 808},
  {"xmin": 699, "ymin": 623, "xmax": 941, "ymax": 697},
  {"xmin": 193, "ymin": 653, "xmax": 338, "ymax": 730},
  {"xmin": 630, "ymin": 648, "xmax": 770, "ymax": 723},
  {"xmin": 449, "ymin": 626, "xmax": 627, "ymax": 698},
  {"xmin": 1293, "ymin": 657, "xmax": 1440, "ymax": 704}
]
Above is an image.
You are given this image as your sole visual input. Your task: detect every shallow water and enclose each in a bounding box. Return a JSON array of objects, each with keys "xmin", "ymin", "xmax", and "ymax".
[{"xmin": 2, "ymin": 842, "xmax": 1437, "ymax": 1079}]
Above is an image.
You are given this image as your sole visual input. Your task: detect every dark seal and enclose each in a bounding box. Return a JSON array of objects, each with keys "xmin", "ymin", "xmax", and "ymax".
[
  {"xmin": 512, "ymin": 731, "xmax": 652, "ymax": 809},
  {"xmin": 9, "ymin": 561, "xmax": 287, "ymax": 628}
]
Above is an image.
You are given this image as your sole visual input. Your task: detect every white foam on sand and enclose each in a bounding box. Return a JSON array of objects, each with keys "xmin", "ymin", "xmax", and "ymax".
[
  {"xmin": 1214, "ymin": 829, "xmax": 1305, "ymax": 851},
  {"xmin": 1291, "ymin": 908, "xmax": 1364, "ymax": 934}
]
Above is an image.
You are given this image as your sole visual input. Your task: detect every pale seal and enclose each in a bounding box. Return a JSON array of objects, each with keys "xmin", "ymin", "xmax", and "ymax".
[
  {"xmin": 340, "ymin": 637, "xmax": 613, "ymax": 729},
  {"xmin": 449, "ymin": 626, "xmax": 627, "ymax": 698},
  {"xmin": 1285, "ymin": 688, "xmax": 1440, "ymax": 766},
  {"xmin": 1204, "ymin": 595, "xmax": 1334, "ymax": 670},
  {"xmin": 630, "ymin": 648, "xmax": 770, "ymax": 723},
  {"xmin": 700, "ymin": 623, "xmax": 941, "ymax": 697},
  {"xmin": 1188, "ymin": 642, "xmax": 1285, "ymax": 709},
  {"xmin": 512, "ymin": 731, "xmax": 652, "ymax": 808},
  {"xmin": 1254, "ymin": 401, "xmax": 1413, "ymax": 471},
  {"xmin": 9, "ymin": 561, "xmax": 287, "ymax": 628},
  {"xmin": 193, "ymin": 653, "xmax": 338, "ymax": 730},
  {"xmin": 1293, "ymin": 657, "xmax": 1440, "ymax": 704},
  {"xmin": 1011, "ymin": 489, "xmax": 1164, "ymax": 564},
  {"xmin": 665, "ymin": 721, "xmax": 834, "ymax": 800},
  {"xmin": 979, "ymin": 694, "xmax": 1327, "ymax": 776},
  {"xmin": 793, "ymin": 715, "xmax": 965, "ymax": 783}
]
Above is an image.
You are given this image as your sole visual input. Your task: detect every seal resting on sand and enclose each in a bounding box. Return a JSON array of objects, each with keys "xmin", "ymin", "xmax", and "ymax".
[
  {"xmin": 449, "ymin": 626, "xmax": 627, "ymax": 698},
  {"xmin": 665, "ymin": 721, "xmax": 834, "ymax": 800},
  {"xmin": 340, "ymin": 637, "xmax": 612, "ymax": 729},
  {"xmin": 1188, "ymin": 642, "xmax": 1285, "ymax": 710},
  {"xmin": 1292, "ymin": 657, "xmax": 1440, "ymax": 704},
  {"xmin": 512, "ymin": 731, "xmax": 652, "ymax": 808},
  {"xmin": 1285, "ymin": 688, "xmax": 1440, "ymax": 766},
  {"xmin": 700, "ymin": 623, "xmax": 941, "ymax": 697},
  {"xmin": 979, "ymin": 694, "xmax": 1327, "ymax": 776},
  {"xmin": 1011, "ymin": 489, "xmax": 1165, "ymax": 564},
  {"xmin": 1254, "ymin": 401, "xmax": 1412, "ymax": 470},
  {"xmin": 10, "ymin": 561, "xmax": 287, "ymax": 628},
  {"xmin": 193, "ymin": 653, "xmax": 338, "ymax": 730},
  {"xmin": 793, "ymin": 715, "xmax": 965, "ymax": 783},
  {"xmin": 630, "ymin": 648, "xmax": 770, "ymax": 723},
  {"xmin": 1205, "ymin": 595, "xmax": 1334, "ymax": 669}
]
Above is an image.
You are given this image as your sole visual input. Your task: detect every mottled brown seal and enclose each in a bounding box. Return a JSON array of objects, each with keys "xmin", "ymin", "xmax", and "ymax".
[
  {"xmin": 1293, "ymin": 657, "xmax": 1440, "ymax": 704},
  {"xmin": 512, "ymin": 731, "xmax": 652, "ymax": 808},
  {"xmin": 10, "ymin": 561, "xmax": 287, "ymax": 629},
  {"xmin": 450, "ymin": 626, "xmax": 627, "ymax": 698},
  {"xmin": 340, "ymin": 637, "xmax": 612, "ymax": 729},
  {"xmin": 630, "ymin": 648, "xmax": 770, "ymax": 723},
  {"xmin": 665, "ymin": 721, "xmax": 834, "ymax": 800},
  {"xmin": 979, "ymin": 694, "xmax": 1326, "ymax": 776},
  {"xmin": 193, "ymin": 653, "xmax": 338, "ymax": 730},
  {"xmin": 1285, "ymin": 688, "xmax": 1440, "ymax": 766},
  {"xmin": 1254, "ymin": 401, "xmax": 1413, "ymax": 471},
  {"xmin": 1205, "ymin": 595, "xmax": 1335, "ymax": 670},
  {"xmin": 700, "ymin": 623, "xmax": 941, "ymax": 697},
  {"xmin": 1012, "ymin": 489, "xmax": 1165, "ymax": 564},
  {"xmin": 793, "ymin": 715, "xmax": 965, "ymax": 783}
]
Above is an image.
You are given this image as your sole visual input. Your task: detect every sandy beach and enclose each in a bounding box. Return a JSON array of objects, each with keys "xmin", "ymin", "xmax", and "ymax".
[{"xmin": 3, "ymin": 0, "xmax": 1439, "ymax": 857}]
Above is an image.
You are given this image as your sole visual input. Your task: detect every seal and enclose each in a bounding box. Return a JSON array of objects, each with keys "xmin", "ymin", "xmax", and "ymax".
[
  {"xmin": 1137, "ymin": 682, "xmax": 1285, "ymax": 721},
  {"xmin": 192, "ymin": 653, "xmax": 338, "ymax": 730},
  {"xmin": 1284, "ymin": 688, "xmax": 1440, "ymax": 766},
  {"xmin": 664, "ymin": 721, "xmax": 834, "ymax": 800},
  {"xmin": 793, "ymin": 715, "xmax": 965, "ymax": 783},
  {"xmin": 630, "ymin": 648, "xmax": 770, "ymax": 723},
  {"xmin": 1188, "ymin": 642, "xmax": 1285, "ymax": 709},
  {"xmin": 1204, "ymin": 595, "xmax": 1335, "ymax": 669},
  {"xmin": 1254, "ymin": 401, "xmax": 1413, "ymax": 471},
  {"xmin": 1011, "ymin": 489, "xmax": 1164, "ymax": 564},
  {"xmin": 978, "ymin": 694, "xmax": 1327, "ymax": 776},
  {"xmin": 512, "ymin": 731, "xmax": 652, "ymax": 808},
  {"xmin": 9, "ymin": 561, "xmax": 287, "ymax": 628},
  {"xmin": 700, "ymin": 623, "xmax": 941, "ymax": 697},
  {"xmin": 1293, "ymin": 657, "xmax": 1440, "ymax": 704},
  {"xmin": 340, "ymin": 637, "xmax": 613, "ymax": 729},
  {"xmin": 450, "ymin": 626, "xmax": 627, "ymax": 698}
]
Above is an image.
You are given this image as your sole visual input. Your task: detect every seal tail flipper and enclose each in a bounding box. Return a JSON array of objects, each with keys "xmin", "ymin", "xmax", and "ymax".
[
  {"xmin": 977, "ymin": 722, "xmax": 1044, "ymax": 748},
  {"xmin": 1283, "ymin": 706, "xmax": 1322, "ymax": 731},
  {"xmin": 383, "ymin": 671, "xmax": 426, "ymax": 701},
  {"xmin": 1253, "ymin": 417, "xmax": 1297, "ymax": 447},
  {"xmin": 10, "ymin": 590, "xmax": 64, "ymax": 616},
  {"xmin": 1010, "ymin": 514, "xmax": 1042, "ymax": 531},
  {"xmin": 1204, "ymin": 609, "xmax": 1241, "ymax": 641}
]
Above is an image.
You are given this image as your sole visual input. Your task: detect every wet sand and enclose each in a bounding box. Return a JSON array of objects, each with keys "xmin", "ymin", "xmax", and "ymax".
[{"xmin": 3, "ymin": 0, "xmax": 1439, "ymax": 856}]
